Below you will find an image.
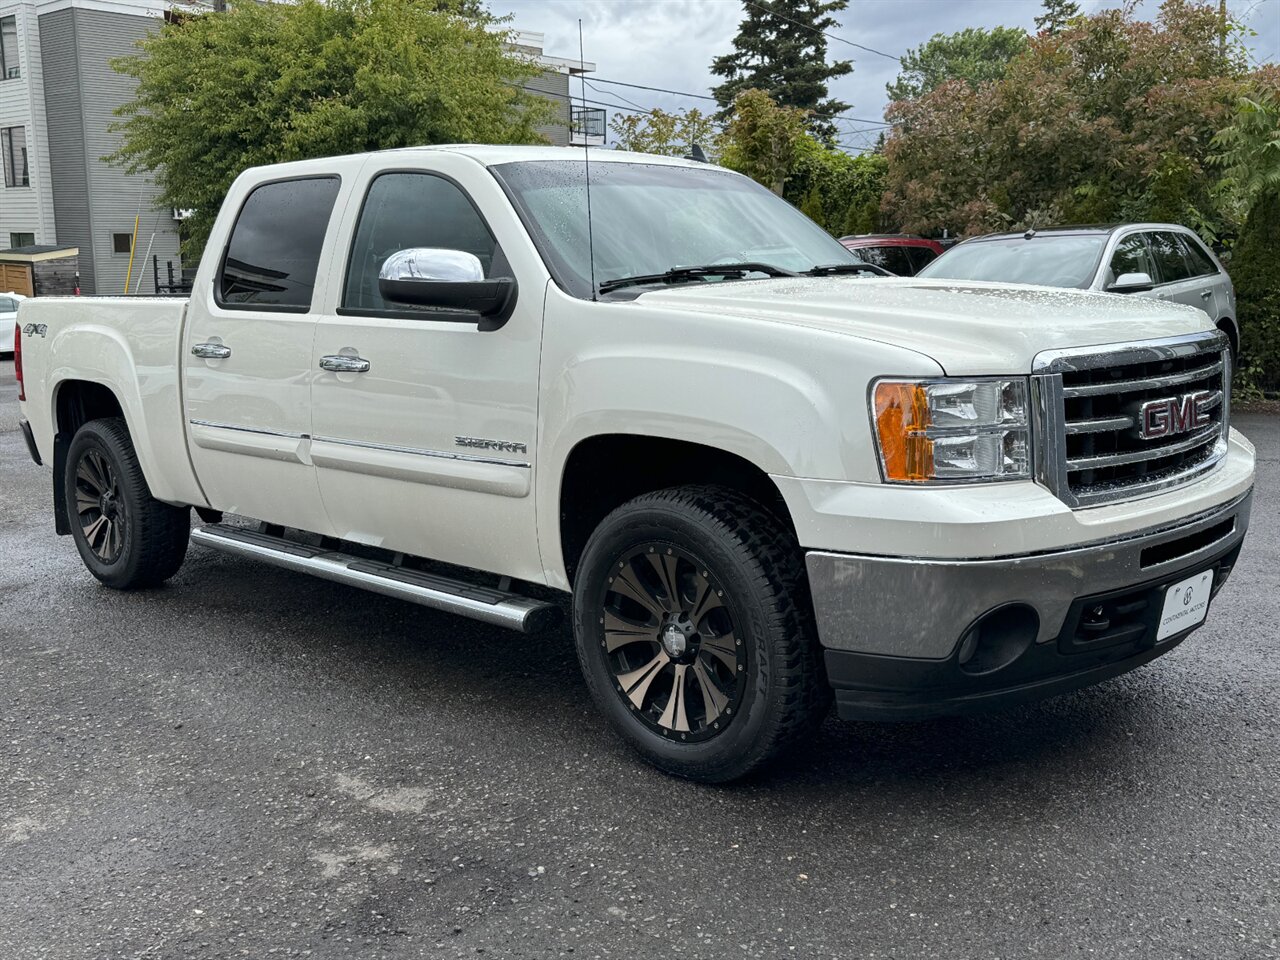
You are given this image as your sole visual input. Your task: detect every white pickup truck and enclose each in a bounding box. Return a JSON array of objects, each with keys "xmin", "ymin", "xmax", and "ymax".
[{"xmin": 14, "ymin": 146, "xmax": 1254, "ymax": 781}]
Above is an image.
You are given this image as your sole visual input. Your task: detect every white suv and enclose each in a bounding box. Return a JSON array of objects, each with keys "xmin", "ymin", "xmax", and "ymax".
[{"xmin": 919, "ymin": 224, "xmax": 1239, "ymax": 360}]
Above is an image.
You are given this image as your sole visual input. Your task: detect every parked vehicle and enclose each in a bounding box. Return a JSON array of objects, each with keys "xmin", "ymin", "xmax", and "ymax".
[
  {"xmin": 14, "ymin": 148, "xmax": 1254, "ymax": 782},
  {"xmin": 839, "ymin": 234, "xmax": 944, "ymax": 276},
  {"xmin": 918, "ymin": 224, "xmax": 1240, "ymax": 360},
  {"xmin": 0, "ymin": 291, "xmax": 24, "ymax": 355}
]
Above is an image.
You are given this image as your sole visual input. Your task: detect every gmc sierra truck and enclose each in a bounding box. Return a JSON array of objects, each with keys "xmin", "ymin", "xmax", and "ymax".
[{"xmin": 14, "ymin": 146, "xmax": 1254, "ymax": 782}]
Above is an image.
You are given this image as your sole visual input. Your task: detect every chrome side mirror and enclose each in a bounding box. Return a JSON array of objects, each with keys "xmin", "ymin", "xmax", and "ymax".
[
  {"xmin": 378, "ymin": 247, "xmax": 517, "ymax": 330},
  {"xmin": 1106, "ymin": 271, "xmax": 1154, "ymax": 294}
]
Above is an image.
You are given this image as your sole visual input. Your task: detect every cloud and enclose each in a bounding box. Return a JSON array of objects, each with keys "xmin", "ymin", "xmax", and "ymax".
[{"xmin": 496, "ymin": 0, "xmax": 1279, "ymax": 152}]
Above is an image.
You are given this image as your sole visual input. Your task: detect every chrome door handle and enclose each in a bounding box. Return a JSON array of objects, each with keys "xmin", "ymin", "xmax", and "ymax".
[
  {"xmin": 319, "ymin": 355, "xmax": 370, "ymax": 374},
  {"xmin": 1199, "ymin": 290, "xmax": 1213, "ymax": 299},
  {"xmin": 191, "ymin": 342, "xmax": 231, "ymax": 360}
]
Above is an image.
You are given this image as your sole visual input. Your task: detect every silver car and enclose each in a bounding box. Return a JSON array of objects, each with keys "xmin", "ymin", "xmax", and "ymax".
[
  {"xmin": 917, "ymin": 224, "xmax": 1239, "ymax": 361},
  {"xmin": 0, "ymin": 291, "xmax": 24, "ymax": 356}
]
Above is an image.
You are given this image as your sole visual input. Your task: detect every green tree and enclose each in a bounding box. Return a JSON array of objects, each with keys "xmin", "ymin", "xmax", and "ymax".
[
  {"xmin": 1212, "ymin": 66, "xmax": 1280, "ymax": 220},
  {"xmin": 609, "ymin": 108, "xmax": 722, "ymax": 159},
  {"xmin": 719, "ymin": 89, "xmax": 810, "ymax": 195},
  {"xmin": 782, "ymin": 136, "xmax": 887, "ymax": 235},
  {"xmin": 711, "ymin": 0, "xmax": 852, "ymax": 139},
  {"xmin": 111, "ymin": 0, "xmax": 551, "ymax": 256},
  {"xmin": 886, "ymin": 27, "xmax": 1029, "ymax": 103},
  {"xmin": 1034, "ymin": 0, "xmax": 1081, "ymax": 35},
  {"xmin": 1213, "ymin": 67, "xmax": 1280, "ymax": 390},
  {"xmin": 881, "ymin": 1, "xmax": 1250, "ymax": 238}
]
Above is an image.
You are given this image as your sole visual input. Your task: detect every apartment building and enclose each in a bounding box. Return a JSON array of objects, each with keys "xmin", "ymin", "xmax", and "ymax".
[
  {"xmin": 512, "ymin": 31, "xmax": 604, "ymax": 148},
  {"xmin": 0, "ymin": 0, "xmax": 184, "ymax": 295}
]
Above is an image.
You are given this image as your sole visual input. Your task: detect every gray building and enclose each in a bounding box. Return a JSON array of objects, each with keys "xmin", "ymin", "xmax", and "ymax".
[
  {"xmin": 511, "ymin": 31, "xmax": 603, "ymax": 148},
  {"xmin": 1, "ymin": 0, "xmax": 183, "ymax": 295}
]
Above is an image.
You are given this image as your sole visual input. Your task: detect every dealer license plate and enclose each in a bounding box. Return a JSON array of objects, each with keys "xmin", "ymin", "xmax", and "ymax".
[{"xmin": 1156, "ymin": 569, "xmax": 1214, "ymax": 642}]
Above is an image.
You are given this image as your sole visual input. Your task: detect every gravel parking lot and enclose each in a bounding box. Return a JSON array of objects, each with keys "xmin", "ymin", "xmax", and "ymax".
[{"xmin": 1, "ymin": 359, "xmax": 1277, "ymax": 960}]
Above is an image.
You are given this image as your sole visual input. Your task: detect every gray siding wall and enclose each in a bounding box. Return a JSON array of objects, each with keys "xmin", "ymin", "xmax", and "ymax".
[
  {"xmin": 528, "ymin": 70, "xmax": 571, "ymax": 147},
  {"xmin": 38, "ymin": 6, "xmax": 180, "ymax": 295},
  {"xmin": 37, "ymin": 8, "xmax": 90, "ymax": 285},
  {"xmin": 0, "ymin": 1, "xmax": 56, "ymax": 248},
  {"xmin": 70, "ymin": 8, "xmax": 178, "ymax": 295}
]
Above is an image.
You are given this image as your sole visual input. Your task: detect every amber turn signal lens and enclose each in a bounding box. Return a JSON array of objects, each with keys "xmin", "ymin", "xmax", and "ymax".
[{"xmin": 874, "ymin": 381, "xmax": 935, "ymax": 481}]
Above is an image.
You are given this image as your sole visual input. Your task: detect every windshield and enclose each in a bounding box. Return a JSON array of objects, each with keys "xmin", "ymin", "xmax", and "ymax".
[
  {"xmin": 491, "ymin": 160, "xmax": 858, "ymax": 299},
  {"xmin": 917, "ymin": 235, "xmax": 1107, "ymax": 288}
]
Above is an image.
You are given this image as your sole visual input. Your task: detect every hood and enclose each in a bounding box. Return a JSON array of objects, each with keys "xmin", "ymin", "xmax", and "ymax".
[{"xmin": 632, "ymin": 277, "xmax": 1212, "ymax": 374}]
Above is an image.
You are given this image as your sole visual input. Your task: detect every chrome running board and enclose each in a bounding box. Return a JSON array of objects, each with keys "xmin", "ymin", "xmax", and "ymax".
[{"xmin": 190, "ymin": 523, "xmax": 560, "ymax": 633}]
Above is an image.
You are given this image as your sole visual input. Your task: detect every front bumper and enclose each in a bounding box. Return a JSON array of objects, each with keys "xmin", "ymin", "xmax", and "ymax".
[{"xmin": 807, "ymin": 489, "xmax": 1251, "ymax": 721}]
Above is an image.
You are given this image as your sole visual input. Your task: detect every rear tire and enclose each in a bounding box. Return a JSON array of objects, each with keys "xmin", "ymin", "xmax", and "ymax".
[
  {"xmin": 64, "ymin": 417, "xmax": 189, "ymax": 589},
  {"xmin": 572, "ymin": 485, "xmax": 828, "ymax": 782}
]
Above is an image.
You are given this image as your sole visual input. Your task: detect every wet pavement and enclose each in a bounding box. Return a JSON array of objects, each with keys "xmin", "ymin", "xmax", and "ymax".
[{"xmin": 2, "ymin": 361, "xmax": 1277, "ymax": 959}]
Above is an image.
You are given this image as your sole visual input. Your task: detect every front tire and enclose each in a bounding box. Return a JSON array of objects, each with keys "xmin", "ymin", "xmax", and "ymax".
[
  {"xmin": 64, "ymin": 417, "xmax": 190, "ymax": 589},
  {"xmin": 572, "ymin": 486, "xmax": 828, "ymax": 782}
]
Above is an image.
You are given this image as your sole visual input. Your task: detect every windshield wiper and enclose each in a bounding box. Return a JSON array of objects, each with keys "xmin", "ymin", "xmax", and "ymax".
[
  {"xmin": 804, "ymin": 262, "xmax": 892, "ymax": 277},
  {"xmin": 598, "ymin": 262, "xmax": 797, "ymax": 294}
]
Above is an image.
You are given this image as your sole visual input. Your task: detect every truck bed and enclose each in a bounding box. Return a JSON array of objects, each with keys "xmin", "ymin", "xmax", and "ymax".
[{"xmin": 17, "ymin": 295, "xmax": 206, "ymax": 507}]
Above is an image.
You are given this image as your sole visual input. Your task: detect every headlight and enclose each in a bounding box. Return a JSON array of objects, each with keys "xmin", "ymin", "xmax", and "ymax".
[{"xmin": 872, "ymin": 378, "xmax": 1031, "ymax": 483}]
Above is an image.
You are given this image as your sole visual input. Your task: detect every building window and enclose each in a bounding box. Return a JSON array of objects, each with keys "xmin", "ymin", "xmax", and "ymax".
[
  {"xmin": 0, "ymin": 17, "xmax": 18, "ymax": 80},
  {"xmin": 1, "ymin": 126, "xmax": 27, "ymax": 186},
  {"xmin": 9, "ymin": 232, "xmax": 33, "ymax": 248},
  {"xmin": 112, "ymin": 232, "xmax": 134, "ymax": 255}
]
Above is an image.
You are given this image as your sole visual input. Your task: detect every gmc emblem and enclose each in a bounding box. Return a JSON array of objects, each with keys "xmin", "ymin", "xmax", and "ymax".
[{"xmin": 1137, "ymin": 390, "xmax": 1213, "ymax": 440}]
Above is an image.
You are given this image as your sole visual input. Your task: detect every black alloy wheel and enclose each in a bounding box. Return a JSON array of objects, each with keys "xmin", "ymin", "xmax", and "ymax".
[
  {"xmin": 73, "ymin": 447, "xmax": 126, "ymax": 563},
  {"xmin": 572, "ymin": 485, "xmax": 828, "ymax": 782},
  {"xmin": 64, "ymin": 417, "xmax": 190, "ymax": 589},
  {"xmin": 600, "ymin": 543, "xmax": 746, "ymax": 742}
]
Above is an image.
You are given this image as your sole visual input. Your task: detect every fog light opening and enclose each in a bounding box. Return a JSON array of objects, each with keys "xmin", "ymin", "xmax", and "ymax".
[{"xmin": 956, "ymin": 603, "xmax": 1040, "ymax": 676}]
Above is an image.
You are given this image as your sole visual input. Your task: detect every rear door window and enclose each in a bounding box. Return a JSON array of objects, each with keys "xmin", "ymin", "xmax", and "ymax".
[
  {"xmin": 217, "ymin": 176, "xmax": 341, "ymax": 311},
  {"xmin": 853, "ymin": 245, "xmax": 914, "ymax": 276},
  {"xmin": 1147, "ymin": 231, "xmax": 1194, "ymax": 285},
  {"xmin": 1178, "ymin": 234, "xmax": 1219, "ymax": 278},
  {"xmin": 906, "ymin": 246, "xmax": 938, "ymax": 273}
]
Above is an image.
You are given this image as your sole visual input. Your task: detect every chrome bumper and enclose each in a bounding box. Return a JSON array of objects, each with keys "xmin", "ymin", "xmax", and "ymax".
[{"xmin": 806, "ymin": 489, "xmax": 1252, "ymax": 660}]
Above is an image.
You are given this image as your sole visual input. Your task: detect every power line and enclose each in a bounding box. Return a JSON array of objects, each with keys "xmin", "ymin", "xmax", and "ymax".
[
  {"xmin": 582, "ymin": 78, "xmax": 647, "ymax": 113},
  {"xmin": 587, "ymin": 76, "xmax": 894, "ymax": 127},
  {"xmin": 742, "ymin": 0, "xmax": 903, "ymax": 63}
]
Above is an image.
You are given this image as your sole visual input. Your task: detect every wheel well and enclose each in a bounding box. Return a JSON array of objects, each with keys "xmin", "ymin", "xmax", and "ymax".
[
  {"xmin": 559, "ymin": 434, "xmax": 797, "ymax": 584},
  {"xmin": 55, "ymin": 380, "xmax": 124, "ymax": 437},
  {"xmin": 1216, "ymin": 319, "xmax": 1239, "ymax": 360}
]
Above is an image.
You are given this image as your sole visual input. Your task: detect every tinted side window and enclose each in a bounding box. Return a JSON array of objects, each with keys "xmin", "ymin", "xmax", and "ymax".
[
  {"xmin": 906, "ymin": 246, "xmax": 938, "ymax": 273},
  {"xmin": 854, "ymin": 245, "xmax": 913, "ymax": 276},
  {"xmin": 1107, "ymin": 233, "xmax": 1155, "ymax": 285},
  {"xmin": 0, "ymin": 297, "xmax": 15, "ymax": 312},
  {"xmin": 218, "ymin": 177, "xmax": 340, "ymax": 310},
  {"xmin": 343, "ymin": 172, "xmax": 500, "ymax": 313},
  {"xmin": 1178, "ymin": 234, "xmax": 1218, "ymax": 277},
  {"xmin": 1147, "ymin": 231, "xmax": 1193, "ymax": 284}
]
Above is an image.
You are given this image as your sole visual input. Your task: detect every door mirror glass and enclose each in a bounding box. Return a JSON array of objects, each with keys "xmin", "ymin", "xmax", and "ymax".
[
  {"xmin": 378, "ymin": 247, "xmax": 516, "ymax": 329},
  {"xmin": 1106, "ymin": 271, "xmax": 1154, "ymax": 293}
]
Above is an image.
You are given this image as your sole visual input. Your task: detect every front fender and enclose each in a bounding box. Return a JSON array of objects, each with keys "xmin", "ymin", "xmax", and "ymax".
[{"xmin": 535, "ymin": 289, "xmax": 944, "ymax": 587}]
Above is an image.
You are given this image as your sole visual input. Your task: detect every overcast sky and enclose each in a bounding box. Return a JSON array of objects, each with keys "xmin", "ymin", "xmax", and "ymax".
[{"xmin": 495, "ymin": 0, "xmax": 1280, "ymax": 152}]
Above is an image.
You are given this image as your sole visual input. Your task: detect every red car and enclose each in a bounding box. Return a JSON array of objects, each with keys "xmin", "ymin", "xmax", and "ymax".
[{"xmin": 838, "ymin": 235, "xmax": 945, "ymax": 276}]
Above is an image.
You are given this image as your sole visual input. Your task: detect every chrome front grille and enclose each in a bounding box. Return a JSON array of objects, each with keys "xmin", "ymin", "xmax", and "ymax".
[{"xmin": 1032, "ymin": 332, "xmax": 1231, "ymax": 507}]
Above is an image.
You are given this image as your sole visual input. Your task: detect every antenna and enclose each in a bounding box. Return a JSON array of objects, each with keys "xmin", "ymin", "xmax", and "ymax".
[{"xmin": 578, "ymin": 19, "xmax": 597, "ymax": 301}]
